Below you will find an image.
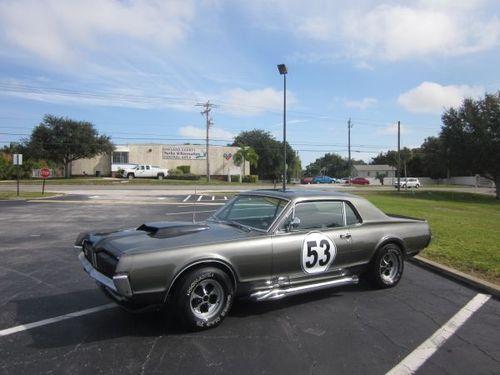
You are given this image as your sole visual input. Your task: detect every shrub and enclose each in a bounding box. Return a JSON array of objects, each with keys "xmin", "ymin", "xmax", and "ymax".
[
  {"xmin": 165, "ymin": 174, "xmax": 200, "ymax": 181},
  {"xmin": 242, "ymin": 175, "xmax": 259, "ymax": 183},
  {"xmin": 177, "ymin": 165, "xmax": 191, "ymax": 174},
  {"xmin": 230, "ymin": 175, "xmax": 240, "ymax": 182},
  {"xmin": 168, "ymin": 168, "xmax": 183, "ymax": 176}
]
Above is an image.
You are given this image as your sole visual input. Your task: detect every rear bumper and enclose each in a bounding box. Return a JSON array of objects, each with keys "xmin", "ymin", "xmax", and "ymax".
[{"xmin": 74, "ymin": 246, "xmax": 132, "ymax": 300}]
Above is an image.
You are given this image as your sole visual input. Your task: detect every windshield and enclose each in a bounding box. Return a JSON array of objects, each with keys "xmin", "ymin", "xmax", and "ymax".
[{"xmin": 212, "ymin": 195, "xmax": 289, "ymax": 231}]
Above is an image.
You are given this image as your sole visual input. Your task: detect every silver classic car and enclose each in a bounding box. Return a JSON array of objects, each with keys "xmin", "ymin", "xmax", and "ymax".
[{"xmin": 74, "ymin": 190, "xmax": 431, "ymax": 330}]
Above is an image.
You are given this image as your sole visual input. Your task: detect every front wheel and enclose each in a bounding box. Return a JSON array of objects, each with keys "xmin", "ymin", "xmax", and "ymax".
[
  {"xmin": 174, "ymin": 267, "xmax": 234, "ymax": 331},
  {"xmin": 368, "ymin": 244, "xmax": 404, "ymax": 289}
]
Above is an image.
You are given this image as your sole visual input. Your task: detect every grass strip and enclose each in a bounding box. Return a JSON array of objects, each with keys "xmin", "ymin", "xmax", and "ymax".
[{"xmin": 358, "ymin": 191, "xmax": 500, "ymax": 285}]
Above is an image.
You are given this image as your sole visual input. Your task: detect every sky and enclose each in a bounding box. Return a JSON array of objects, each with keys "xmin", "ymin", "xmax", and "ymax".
[{"xmin": 0, "ymin": 0, "xmax": 499, "ymax": 167}]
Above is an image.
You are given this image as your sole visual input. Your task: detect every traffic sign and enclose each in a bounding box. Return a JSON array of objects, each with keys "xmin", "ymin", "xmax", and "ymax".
[{"xmin": 40, "ymin": 168, "xmax": 51, "ymax": 179}]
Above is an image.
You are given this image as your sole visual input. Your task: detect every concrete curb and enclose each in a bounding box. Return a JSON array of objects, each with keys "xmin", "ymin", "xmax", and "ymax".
[{"xmin": 409, "ymin": 255, "xmax": 500, "ymax": 298}]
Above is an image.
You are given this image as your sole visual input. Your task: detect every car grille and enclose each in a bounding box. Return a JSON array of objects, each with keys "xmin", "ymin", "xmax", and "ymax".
[{"xmin": 83, "ymin": 241, "xmax": 118, "ymax": 278}]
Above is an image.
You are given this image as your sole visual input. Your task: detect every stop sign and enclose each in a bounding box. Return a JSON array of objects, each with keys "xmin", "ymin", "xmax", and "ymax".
[{"xmin": 40, "ymin": 168, "xmax": 51, "ymax": 179}]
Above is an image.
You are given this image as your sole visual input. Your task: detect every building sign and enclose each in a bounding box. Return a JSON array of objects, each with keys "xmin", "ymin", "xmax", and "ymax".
[{"xmin": 162, "ymin": 146, "xmax": 207, "ymax": 160}]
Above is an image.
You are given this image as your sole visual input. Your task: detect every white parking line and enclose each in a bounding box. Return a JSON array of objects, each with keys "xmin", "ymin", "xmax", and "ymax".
[
  {"xmin": 0, "ymin": 303, "xmax": 116, "ymax": 337},
  {"xmin": 224, "ymin": 196, "xmax": 227, "ymax": 200},
  {"xmin": 197, "ymin": 195, "xmax": 203, "ymax": 201},
  {"xmin": 212, "ymin": 196, "xmax": 215, "ymax": 201},
  {"xmin": 182, "ymin": 195, "xmax": 191, "ymax": 202},
  {"xmin": 386, "ymin": 293, "xmax": 491, "ymax": 375}
]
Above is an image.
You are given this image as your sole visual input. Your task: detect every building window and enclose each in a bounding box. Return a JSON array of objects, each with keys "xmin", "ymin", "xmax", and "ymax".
[{"xmin": 113, "ymin": 152, "xmax": 129, "ymax": 164}]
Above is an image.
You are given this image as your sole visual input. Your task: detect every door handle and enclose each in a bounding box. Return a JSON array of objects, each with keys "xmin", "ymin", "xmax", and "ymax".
[{"xmin": 340, "ymin": 233, "xmax": 351, "ymax": 239}]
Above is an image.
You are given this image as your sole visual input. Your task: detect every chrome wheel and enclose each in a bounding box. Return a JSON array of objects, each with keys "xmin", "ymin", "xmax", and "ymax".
[
  {"xmin": 189, "ymin": 279, "xmax": 225, "ymax": 320},
  {"xmin": 379, "ymin": 251, "xmax": 400, "ymax": 284}
]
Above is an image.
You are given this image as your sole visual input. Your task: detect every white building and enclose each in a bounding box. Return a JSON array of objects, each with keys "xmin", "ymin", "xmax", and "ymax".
[{"xmin": 72, "ymin": 144, "xmax": 247, "ymax": 177}]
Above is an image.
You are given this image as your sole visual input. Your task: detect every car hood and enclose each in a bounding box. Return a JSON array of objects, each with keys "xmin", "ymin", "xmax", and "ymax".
[{"xmin": 76, "ymin": 220, "xmax": 264, "ymax": 257}]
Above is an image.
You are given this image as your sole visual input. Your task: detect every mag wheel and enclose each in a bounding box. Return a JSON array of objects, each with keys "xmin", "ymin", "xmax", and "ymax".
[
  {"xmin": 369, "ymin": 244, "xmax": 404, "ymax": 289},
  {"xmin": 175, "ymin": 267, "xmax": 233, "ymax": 330}
]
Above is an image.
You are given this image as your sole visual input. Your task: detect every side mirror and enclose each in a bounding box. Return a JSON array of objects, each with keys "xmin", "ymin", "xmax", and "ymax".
[{"xmin": 287, "ymin": 217, "xmax": 301, "ymax": 232}]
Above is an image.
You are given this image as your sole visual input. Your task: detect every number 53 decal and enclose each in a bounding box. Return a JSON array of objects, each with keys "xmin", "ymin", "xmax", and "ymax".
[{"xmin": 301, "ymin": 232, "xmax": 337, "ymax": 274}]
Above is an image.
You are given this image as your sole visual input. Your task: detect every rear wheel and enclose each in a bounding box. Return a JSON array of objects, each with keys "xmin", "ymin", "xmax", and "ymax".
[
  {"xmin": 157, "ymin": 174, "xmax": 164, "ymax": 180},
  {"xmin": 174, "ymin": 267, "xmax": 233, "ymax": 331},
  {"xmin": 368, "ymin": 244, "xmax": 404, "ymax": 289},
  {"xmin": 127, "ymin": 173, "xmax": 134, "ymax": 180}
]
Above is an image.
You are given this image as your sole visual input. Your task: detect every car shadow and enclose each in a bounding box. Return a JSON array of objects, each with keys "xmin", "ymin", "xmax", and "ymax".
[{"xmin": 10, "ymin": 280, "xmax": 375, "ymax": 349}]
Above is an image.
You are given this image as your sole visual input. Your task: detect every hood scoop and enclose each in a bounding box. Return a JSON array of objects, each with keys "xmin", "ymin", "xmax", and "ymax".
[{"xmin": 137, "ymin": 222, "xmax": 210, "ymax": 239}]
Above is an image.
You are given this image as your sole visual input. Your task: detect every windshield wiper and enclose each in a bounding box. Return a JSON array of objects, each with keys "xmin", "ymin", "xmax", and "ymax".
[{"xmin": 225, "ymin": 220, "xmax": 252, "ymax": 232}]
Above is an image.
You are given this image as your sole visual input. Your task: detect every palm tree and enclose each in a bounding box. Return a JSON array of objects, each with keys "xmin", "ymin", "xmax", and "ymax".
[{"xmin": 233, "ymin": 145, "xmax": 259, "ymax": 177}]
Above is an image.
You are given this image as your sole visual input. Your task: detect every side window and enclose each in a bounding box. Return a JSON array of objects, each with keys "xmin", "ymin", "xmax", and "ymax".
[
  {"xmin": 146, "ymin": 166, "xmax": 150, "ymax": 170},
  {"xmin": 294, "ymin": 201, "xmax": 344, "ymax": 230},
  {"xmin": 345, "ymin": 203, "xmax": 361, "ymax": 225}
]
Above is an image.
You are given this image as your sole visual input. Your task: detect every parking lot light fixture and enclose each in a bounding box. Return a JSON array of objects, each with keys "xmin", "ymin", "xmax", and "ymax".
[{"xmin": 277, "ymin": 64, "xmax": 287, "ymax": 192}]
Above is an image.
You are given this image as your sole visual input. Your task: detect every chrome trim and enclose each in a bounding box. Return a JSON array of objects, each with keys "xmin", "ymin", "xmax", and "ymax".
[
  {"xmin": 249, "ymin": 275, "xmax": 359, "ymax": 301},
  {"xmin": 77, "ymin": 252, "xmax": 117, "ymax": 292},
  {"xmin": 113, "ymin": 274, "xmax": 133, "ymax": 297},
  {"xmin": 75, "ymin": 246, "xmax": 132, "ymax": 297}
]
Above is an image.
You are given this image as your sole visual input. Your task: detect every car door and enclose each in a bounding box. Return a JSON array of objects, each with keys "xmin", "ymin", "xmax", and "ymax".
[{"xmin": 271, "ymin": 200, "xmax": 358, "ymax": 286}]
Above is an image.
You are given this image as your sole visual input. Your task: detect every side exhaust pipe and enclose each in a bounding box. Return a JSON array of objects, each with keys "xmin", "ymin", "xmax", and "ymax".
[{"xmin": 250, "ymin": 275, "xmax": 359, "ymax": 301}]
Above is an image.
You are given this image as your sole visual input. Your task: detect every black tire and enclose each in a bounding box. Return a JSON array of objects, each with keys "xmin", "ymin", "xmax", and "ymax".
[
  {"xmin": 174, "ymin": 267, "xmax": 233, "ymax": 331},
  {"xmin": 368, "ymin": 244, "xmax": 404, "ymax": 289},
  {"xmin": 127, "ymin": 173, "xmax": 134, "ymax": 180},
  {"xmin": 157, "ymin": 174, "xmax": 164, "ymax": 180}
]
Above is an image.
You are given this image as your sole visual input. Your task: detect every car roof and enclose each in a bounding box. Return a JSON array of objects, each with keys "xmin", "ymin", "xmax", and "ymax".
[
  {"xmin": 238, "ymin": 189, "xmax": 354, "ymax": 201},
  {"xmin": 237, "ymin": 189, "xmax": 388, "ymax": 222}
]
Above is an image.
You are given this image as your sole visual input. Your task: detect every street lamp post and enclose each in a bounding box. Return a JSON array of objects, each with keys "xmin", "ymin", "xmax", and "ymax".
[{"xmin": 277, "ymin": 63, "xmax": 287, "ymax": 192}]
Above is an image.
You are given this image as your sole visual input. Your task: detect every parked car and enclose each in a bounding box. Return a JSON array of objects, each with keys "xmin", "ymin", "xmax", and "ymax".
[
  {"xmin": 301, "ymin": 177, "xmax": 313, "ymax": 184},
  {"xmin": 312, "ymin": 176, "xmax": 336, "ymax": 184},
  {"xmin": 123, "ymin": 164, "xmax": 168, "ymax": 180},
  {"xmin": 74, "ymin": 189, "xmax": 431, "ymax": 331},
  {"xmin": 351, "ymin": 177, "xmax": 370, "ymax": 185},
  {"xmin": 394, "ymin": 178, "xmax": 421, "ymax": 189},
  {"xmin": 339, "ymin": 177, "xmax": 350, "ymax": 184},
  {"xmin": 290, "ymin": 178, "xmax": 301, "ymax": 184}
]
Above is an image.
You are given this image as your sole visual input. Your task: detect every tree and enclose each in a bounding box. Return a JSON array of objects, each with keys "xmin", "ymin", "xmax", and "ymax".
[
  {"xmin": 232, "ymin": 129, "xmax": 299, "ymax": 180},
  {"xmin": 233, "ymin": 145, "xmax": 259, "ymax": 176},
  {"xmin": 24, "ymin": 115, "xmax": 114, "ymax": 178},
  {"xmin": 441, "ymin": 92, "xmax": 500, "ymax": 199},
  {"xmin": 417, "ymin": 137, "xmax": 448, "ymax": 178},
  {"xmin": 304, "ymin": 153, "xmax": 350, "ymax": 177}
]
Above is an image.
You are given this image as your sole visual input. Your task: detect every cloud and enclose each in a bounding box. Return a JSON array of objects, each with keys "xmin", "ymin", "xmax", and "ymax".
[
  {"xmin": 0, "ymin": 0, "xmax": 195, "ymax": 64},
  {"xmin": 376, "ymin": 123, "xmax": 411, "ymax": 135},
  {"xmin": 344, "ymin": 97, "xmax": 378, "ymax": 110},
  {"xmin": 219, "ymin": 88, "xmax": 296, "ymax": 115},
  {"xmin": 244, "ymin": 1, "xmax": 500, "ymax": 61},
  {"xmin": 179, "ymin": 126, "xmax": 235, "ymax": 141},
  {"xmin": 354, "ymin": 61, "xmax": 374, "ymax": 71},
  {"xmin": 398, "ymin": 81, "xmax": 484, "ymax": 113}
]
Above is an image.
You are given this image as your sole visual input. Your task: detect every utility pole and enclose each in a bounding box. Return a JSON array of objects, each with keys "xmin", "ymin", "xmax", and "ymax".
[
  {"xmin": 196, "ymin": 101, "xmax": 216, "ymax": 183},
  {"xmin": 397, "ymin": 120, "xmax": 401, "ymax": 192},
  {"xmin": 348, "ymin": 118, "xmax": 353, "ymax": 185}
]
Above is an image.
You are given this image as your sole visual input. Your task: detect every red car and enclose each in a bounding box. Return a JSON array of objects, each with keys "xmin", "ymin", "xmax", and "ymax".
[
  {"xmin": 351, "ymin": 177, "xmax": 370, "ymax": 185},
  {"xmin": 301, "ymin": 177, "xmax": 313, "ymax": 184}
]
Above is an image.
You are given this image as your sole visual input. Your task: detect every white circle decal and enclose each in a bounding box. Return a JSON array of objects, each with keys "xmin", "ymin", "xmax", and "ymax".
[{"xmin": 301, "ymin": 232, "xmax": 337, "ymax": 274}]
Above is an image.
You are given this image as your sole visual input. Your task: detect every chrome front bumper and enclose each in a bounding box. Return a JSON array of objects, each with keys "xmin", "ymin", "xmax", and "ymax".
[{"xmin": 74, "ymin": 246, "xmax": 132, "ymax": 298}]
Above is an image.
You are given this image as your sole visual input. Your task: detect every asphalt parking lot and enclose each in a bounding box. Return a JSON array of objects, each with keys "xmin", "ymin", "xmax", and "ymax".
[{"xmin": 0, "ymin": 194, "xmax": 499, "ymax": 375}]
